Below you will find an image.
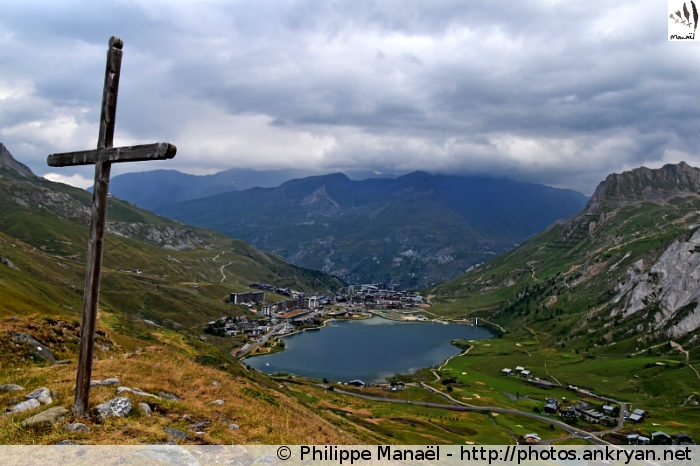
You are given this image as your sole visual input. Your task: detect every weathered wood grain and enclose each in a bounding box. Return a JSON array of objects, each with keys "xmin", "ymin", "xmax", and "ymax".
[{"xmin": 47, "ymin": 143, "xmax": 176, "ymax": 167}]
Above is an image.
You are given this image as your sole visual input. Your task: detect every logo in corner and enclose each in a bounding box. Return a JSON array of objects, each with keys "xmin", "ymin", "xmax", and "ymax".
[{"xmin": 669, "ymin": 0, "xmax": 699, "ymax": 40}]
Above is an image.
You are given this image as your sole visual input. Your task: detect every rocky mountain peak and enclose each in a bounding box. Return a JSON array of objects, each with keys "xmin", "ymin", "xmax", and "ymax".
[
  {"xmin": 584, "ymin": 162, "xmax": 700, "ymax": 213},
  {"xmin": 0, "ymin": 143, "xmax": 35, "ymax": 178}
]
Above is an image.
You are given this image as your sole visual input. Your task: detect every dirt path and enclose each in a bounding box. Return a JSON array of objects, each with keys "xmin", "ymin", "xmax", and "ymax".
[
  {"xmin": 431, "ymin": 344, "xmax": 473, "ymax": 382},
  {"xmin": 671, "ymin": 341, "xmax": 700, "ymax": 385},
  {"xmin": 220, "ymin": 262, "xmax": 233, "ymax": 282}
]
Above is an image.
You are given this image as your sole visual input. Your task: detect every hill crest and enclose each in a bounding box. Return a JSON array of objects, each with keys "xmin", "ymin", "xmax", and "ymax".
[
  {"xmin": 584, "ymin": 161, "xmax": 700, "ymax": 214},
  {"xmin": 0, "ymin": 142, "xmax": 35, "ymax": 178}
]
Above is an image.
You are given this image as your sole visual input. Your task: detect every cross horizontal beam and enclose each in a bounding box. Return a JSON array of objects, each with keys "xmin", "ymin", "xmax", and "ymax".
[{"xmin": 47, "ymin": 142, "xmax": 176, "ymax": 167}]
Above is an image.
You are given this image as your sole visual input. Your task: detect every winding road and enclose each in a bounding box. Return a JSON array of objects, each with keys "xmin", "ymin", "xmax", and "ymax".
[{"xmin": 326, "ymin": 384, "xmax": 611, "ymax": 445}]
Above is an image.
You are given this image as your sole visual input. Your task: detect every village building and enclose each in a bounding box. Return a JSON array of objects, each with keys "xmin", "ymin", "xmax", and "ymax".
[
  {"xmin": 229, "ymin": 291, "xmax": 265, "ymax": 305},
  {"xmin": 628, "ymin": 408, "xmax": 647, "ymax": 424},
  {"xmin": 651, "ymin": 431, "xmax": 672, "ymax": 445},
  {"xmin": 560, "ymin": 407, "xmax": 578, "ymax": 420},
  {"xmin": 544, "ymin": 403, "xmax": 559, "ymax": 414}
]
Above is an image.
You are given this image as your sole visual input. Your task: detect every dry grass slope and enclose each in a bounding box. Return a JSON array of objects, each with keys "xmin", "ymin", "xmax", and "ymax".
[{"xmin": 0, "ymin": 333, "xmax": 359, "ymax": 444}]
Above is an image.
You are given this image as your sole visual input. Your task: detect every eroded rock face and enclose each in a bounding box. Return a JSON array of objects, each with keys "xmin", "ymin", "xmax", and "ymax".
[
  {"xmin": 107, "ymin": 222, "xmax": 205, "ymax": 250},
  {"xmin": 585, "ymin": 162, "xmax": 700, "ymax": 213},
  {"xmin": 615, "ymin": 228, "xmax": 700, "ymax": 338}
]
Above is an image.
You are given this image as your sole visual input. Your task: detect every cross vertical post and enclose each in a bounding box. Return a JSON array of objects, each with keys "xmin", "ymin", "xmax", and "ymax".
[
  {"xmin": 75, "ymin": 35, "xmax": 121, "ymax": 419},
  {"xmin": 47, "ymin": 36, "xmax": 176, "ymax": 418}
]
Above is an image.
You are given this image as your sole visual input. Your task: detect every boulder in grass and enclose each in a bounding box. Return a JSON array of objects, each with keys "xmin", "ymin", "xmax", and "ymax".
[
  {"xmin": 64, "ymin": 422, "xmax": 90, "ymax": 432},
  {"xmin": 0, "ymin": 384, "xmax": 24, "ymax": 392},
  {"xmin": 20, "ymin": 406, "xmax": 70, "ymax": 428},
  {"xmin": 90, "ymin": 377, "xmax": 120, "ymax": 387},
  {"xmin": 9, "ymin": 332, "xmax": 55, "ymax": 361},
  {"xmin": 8, "ymin": 398, "xmax": 40, "ymax": 413},
  {"xmin": 163, "ymin": 427, "xmax": 190, "ymax": 442},
  {"xmin": 26, "ymin": 387, "xmax": 53, "ymax": 405},
  {"xmin": 138, "ymin": 402, "xmax": 152, "ymax": 418},
  {"xmin": 94, "ymin": 397, "xmax": 132, "ymax": 420}
]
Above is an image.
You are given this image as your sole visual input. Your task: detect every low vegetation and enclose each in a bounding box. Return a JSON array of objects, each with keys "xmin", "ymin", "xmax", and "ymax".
[{"xmin": 1, "ymin": 155, "xmax": 698, "ymax": 444}]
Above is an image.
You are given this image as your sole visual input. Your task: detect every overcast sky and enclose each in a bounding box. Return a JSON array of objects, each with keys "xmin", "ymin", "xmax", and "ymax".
[{"xmin": 1, "ymin": 0, "xmax": 698, "ymax": 195}]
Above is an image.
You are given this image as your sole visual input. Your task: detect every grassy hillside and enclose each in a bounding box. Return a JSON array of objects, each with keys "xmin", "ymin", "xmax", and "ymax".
[
  {"xmin": 421, "ymin": 166, "xmax": 700, "ymax": 440},
  {"xmin": 427, "ymin": 196, "xmax": 700, "ymax": 349},
  {"xmin": 2, "ymin": 152, "xmax": 698, "ymax": 444},
  {"xmin": 0, "ymin": 159, "xmax": 358, "ymax": 444}
]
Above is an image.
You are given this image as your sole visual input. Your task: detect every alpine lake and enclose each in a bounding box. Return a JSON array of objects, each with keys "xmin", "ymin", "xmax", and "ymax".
[{"xmin": 244, "ymin": 316, "xmax": 495, "ymax": 383}]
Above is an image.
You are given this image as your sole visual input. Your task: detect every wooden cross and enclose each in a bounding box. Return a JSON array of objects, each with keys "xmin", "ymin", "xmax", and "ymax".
[{"xmin": 47, "ymin": 36, "xmax": 176, "ymax": 418}]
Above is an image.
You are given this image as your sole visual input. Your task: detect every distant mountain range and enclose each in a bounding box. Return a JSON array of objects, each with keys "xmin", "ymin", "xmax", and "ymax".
[
  {"xmin": 135, "ymin": 170, "xmax": 588, "ymax": 288},
  {"xmin": 106, "ymin": 168, "xmax": 390, "ymax": 211}
]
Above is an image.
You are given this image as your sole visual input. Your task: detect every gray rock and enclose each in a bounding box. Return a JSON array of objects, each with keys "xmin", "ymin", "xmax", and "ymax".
[
  {"xmin": 8, "ymin": 398, "xmax": 40, "ymax": 413},
  {"xmin": 90, "ymin": 377, "xmax": 120, "ymax": 387},
  {"xmin": 138, "ymin": 402, "xmax": 152, "ymax": 417},
  {"xmin": 0, "ymin": 384, "xmax": 24, "ymax": 392},
  {"xmin": 64, "ymin": 422, "xmax": 90, "ymax": 432},
  {"xmin": 94, "ymin": 397, "xmax": 132, "ymax": 419},
  {"xmin": 615, "ymin": 228, "xmax": 700, "ymax": 337},
  {"xmin": 26, "ymin": 387, "xmax": 53, "ymax": 405},
  {"xmin": 50, "ymin": 360, "xmax": 72, "ymax": 366},
  {"xmin": 190, "ymin": 420, "xmax": 210, "ymax": 431},
  {"xmin": 1, "ymin": 256, "xmax": 19, "ymax": 270},
  {"xmin": 117, "ymin": 386, "xmax": 159, "ymax": 398},
  {"xmin": 159, "ymin": 391, "xmax": 180, "ymax": 401},
  {"xmin": 163, "ymin": 427, "xmax": 190, "ymax": 442},
  {"xmin": 228, "ymin": 423, "xmax": 240, "ymax": 430},
  {"xmin": 8, "ymin": 332, "xmax": 55, "ymax": 361},
  {"xmin": 20, "ymin": 406, "xmax": 69, "ymax": 427}
]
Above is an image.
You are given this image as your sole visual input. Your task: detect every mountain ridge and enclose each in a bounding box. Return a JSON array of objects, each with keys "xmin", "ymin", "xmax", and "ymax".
[
  {"xmin": 157, "ymin": 171, "xmax": 587, "ymax": 288},
  {"xmin": 429, "ymin": 161, "xmax": 700, "ymax": 346},
  {"xmin": 584, "ymin": 161, "xmax": 700, "ymax": 213},
  {"xmin": 0, "ymin": 143, "xmax": 35, "ymax": 179},
  {"xmin": 105, "ymin": 167, "xmax": 393, "ymax": 211}
]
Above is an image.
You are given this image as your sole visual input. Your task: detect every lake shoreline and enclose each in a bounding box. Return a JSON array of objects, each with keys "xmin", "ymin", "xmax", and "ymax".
[{"xmin": 244, "ymin": 316, "xmax": 495, "ymax": 383}]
